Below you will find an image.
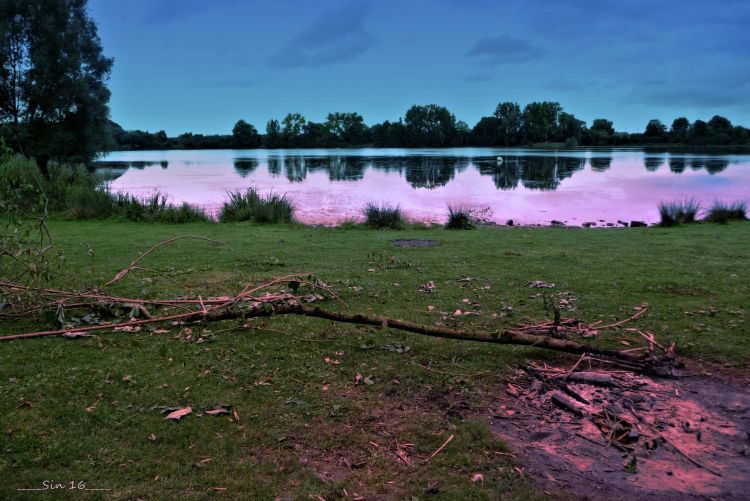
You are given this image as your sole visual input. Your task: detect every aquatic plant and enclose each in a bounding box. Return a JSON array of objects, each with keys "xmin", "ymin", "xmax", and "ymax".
[
  {"xmin": 657, "ymin": 199, "xmax": 701, "ymax": 226},
  {"xmin": 704, "ymin": 200, "xmax": 747, "ymax": 224},
  {"xmin": 363, "ymin": 202, "xmax": 404, "ymax": 229},
  {"xmin": 219, "ymin": 188, "xmax": 295, "ymax": 224},
  {"xmin": 445, "ymin": 204, "xmax": 475, "ymax": 230}
]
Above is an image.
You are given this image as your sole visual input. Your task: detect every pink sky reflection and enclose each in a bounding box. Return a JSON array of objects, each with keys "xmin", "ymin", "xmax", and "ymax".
[{"xmin": 102, "ymin": 149, "xmax": 750, "ymax": 226}]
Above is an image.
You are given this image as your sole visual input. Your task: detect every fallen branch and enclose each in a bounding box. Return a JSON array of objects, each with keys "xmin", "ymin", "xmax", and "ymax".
[
  {"xmin": 105, "ymin": 236, "xmax": 231, "ymax": 286},
  {"xmin": 425, "ymin": 434, "xmax": 454, "ymax": 463}
]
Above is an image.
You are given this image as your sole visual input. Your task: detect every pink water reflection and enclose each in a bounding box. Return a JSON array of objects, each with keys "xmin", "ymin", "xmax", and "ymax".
[{"xmin": 101, "ymin": 149, "xmax": 750, "ymax": 226}]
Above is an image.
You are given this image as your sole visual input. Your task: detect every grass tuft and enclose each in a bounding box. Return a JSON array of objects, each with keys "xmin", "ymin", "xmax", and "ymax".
[
  {"xmin": 445, "ymin": 204, "xmax": 475, "ymax": 230},
  {"xmin": 657, "ymin": 199, "xmax": 701, "ymax": 227},
  {"xmin": 704, "ymin": 200, "xmax": 748, "ymax": 224},
  {"xmin": 219, "ymin": 188, "xmax": 295, "ymax": 224},
  {"xmin": 363, "ymin": 202, "xmax": 404, "ymax": 229}
]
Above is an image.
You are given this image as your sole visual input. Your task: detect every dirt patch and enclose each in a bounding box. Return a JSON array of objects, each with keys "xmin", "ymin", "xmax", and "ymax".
[
  {"xmin": 391, "ymin": 239, "xmax": 435, "ymax": 248},
  {"xmin": 488, "ymin": 366, "xmax": 750, "ymax": 500}
]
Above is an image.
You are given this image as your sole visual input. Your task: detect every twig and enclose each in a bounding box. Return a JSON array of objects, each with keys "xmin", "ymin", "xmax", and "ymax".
[
  {"xmin": 598, "ymin": 308, "xmax": 648, "ymax": 330},
  {"xmin": 105, "ymin": 236, "xmax": 230, "ymax": 286},
  {"xmin": 424, "ymin": 434, "xmax": 454, "ymax": 463}
]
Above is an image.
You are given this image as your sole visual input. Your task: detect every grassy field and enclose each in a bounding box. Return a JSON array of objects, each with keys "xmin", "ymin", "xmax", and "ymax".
[{"xmin": 1, "ymin": 220, "xmax": 748, "ymax": 499}]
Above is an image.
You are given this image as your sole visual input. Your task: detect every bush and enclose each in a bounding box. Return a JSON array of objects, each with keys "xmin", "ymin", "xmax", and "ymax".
[
  {"xmin": 0, "ymin": 155, "xmax": 44, "ymax": 214},
  {"xmin": 219, "ymin": 188, "xmax": 295, "ymax": 224},
  {"xmin": 363, "ymin": 202, "xmax": 403, "ymax": 229},
  {"xmin": 445, "ymin": 204, "xmax": 475, "ymax": 230},
  {"xmin": 704, "ymin": 200, "xmax": 747, "ymax": 224},
  {"xmin": 657, "ymin": 199, "xmax": 701, "ymax": 226},
  {"xmin": 67, "ymin": 185, "xmax": 115, "ymax": 219}
]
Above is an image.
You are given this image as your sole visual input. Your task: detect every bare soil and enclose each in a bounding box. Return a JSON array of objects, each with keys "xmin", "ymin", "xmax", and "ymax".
[{"xmin": 488, "ymin": 367, "xmax": 750, "ymax": 500}]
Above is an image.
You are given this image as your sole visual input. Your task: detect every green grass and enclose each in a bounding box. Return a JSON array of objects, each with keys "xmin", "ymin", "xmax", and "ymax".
[
  {"xmin": 1, "ymin": 220, "xmax": 749, "ymax": 499},
  {"xmin": 705, "ymin": 200, "xmax": 747, "ymax": 224},
  {"xmin": 657, "ymin": 198, "xmax": 701, "ymax": 226},
  {"xmin": 219, "ymin": 188, "xmax": 295, "ymax": 224},
  {"xmin": 363, "ymin": 202, "xmax": 404, "ymax": 229}
]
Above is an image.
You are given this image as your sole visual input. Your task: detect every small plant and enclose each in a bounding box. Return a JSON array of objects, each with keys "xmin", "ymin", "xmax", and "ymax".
[
  {"xmin": 704, "ymin": 200, "xmax": 747, "ymax": 224},
  {"xmin": 445, "ymin": 204, "xmax": 475, "ymax": 230},
  {"xmin": 657, "ymin": 199, "xmax": 701, "ymax": 227},
  {"xmin": 219, "ymin": 188, "xmax": 295, "ymax": 224},
  {"xmin": 363, "ymin": 202, "xmax": 403, "ymax": 229}
]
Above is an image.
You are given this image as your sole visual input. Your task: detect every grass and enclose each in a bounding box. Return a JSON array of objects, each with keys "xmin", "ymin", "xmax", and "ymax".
[
  {"xmin": 219, "ymin": 188, "xmax": 295, "ymax": 224},
  {"xmin": 657, "ymin": 198, "xmax": 701, "ymax": 226},
  {"xmin": 1, "ymin": 220, "xmax": 749, "ymax": 498},
  {"xmin": 363, "ymin": 202, "xmax": 404, "ymax": 229},
  {"xmin": 445, "ymin": 204, "xmax": 475, "ymax": 230},
  {"xmin": 704, "ymin": 200, "xmax": 748, "ymax": 224}
]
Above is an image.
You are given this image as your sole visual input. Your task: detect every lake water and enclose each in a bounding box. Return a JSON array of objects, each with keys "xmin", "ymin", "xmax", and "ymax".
[{"xmin": 95, "ymin": 148, "xmax": 750, "ymax": 226}]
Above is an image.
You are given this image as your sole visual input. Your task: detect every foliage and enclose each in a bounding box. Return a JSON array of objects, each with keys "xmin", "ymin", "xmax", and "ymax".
[
  {"xmin": 704, "ymin": 200, "xmax": 747, "ymax": 224},
  {"xmin": 445, "ymin": 204, "xmax": 475, "ymax": 230},
  {"xmin": 231, "ymin": 119, "xmax": 261, "ymax": 148},
  {"xmin": 404, "ymin": 104, "xmax": 464, "ymax": 147},
  {"xmin": 657, "ymin": 199, "xmax": 701, "ymax": 226},
  {"xmin": 0, "ymin": 0, "xmax": 113, "ymax": 174},
  {"xmin": 363, "ymin": 202, "xmax": 404, "ymax": 229},
  {"xmin": 219, "ymin": 188, "xmax": 295, "ymax": 224}
]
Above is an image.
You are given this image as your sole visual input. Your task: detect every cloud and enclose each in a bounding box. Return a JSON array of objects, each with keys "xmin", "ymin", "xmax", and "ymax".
[
  {"xmin": 142, "ymin": 0, "xmax": 241, "ymax": 23},
  {"xmin": 466, "ymin": 35, "xmax": 545, "ymax": 63},
  {"xmin": 270, "ymin": 1, "xmax": 375, "ymax": 68}
]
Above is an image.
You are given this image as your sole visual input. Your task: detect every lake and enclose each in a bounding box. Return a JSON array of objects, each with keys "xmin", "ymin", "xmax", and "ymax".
[{"xmin": 94, "ymin": 148, "xmax": 750, "ymax": 226}]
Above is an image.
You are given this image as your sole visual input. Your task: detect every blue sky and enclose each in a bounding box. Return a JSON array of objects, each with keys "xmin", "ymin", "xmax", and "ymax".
[{"xmin": 88, "ymin": 0, "xmax": 750, "ymax": 135}]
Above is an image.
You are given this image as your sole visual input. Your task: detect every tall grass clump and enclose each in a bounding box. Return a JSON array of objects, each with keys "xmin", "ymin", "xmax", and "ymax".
[
  {"xmin": 657, "ymin": 198, "xmax": 701, "ymax": 227},
  {"xmin": 704, "ymin": 200, "xmax": 747, "ymax": 224},
  {"xmin": 363, "ymin": 202, "xmax": 404, "ymax": 229},
  {"xmin": 445, "ymin": 204, "xmax": 475, "ymax": 230},
  {"xmin": 219, "ymin": 188, "xmax": 295, "ymax": 224},
  {"xmin": 111, "ymin": 193, "xmax": 209, "ymax": 223}
]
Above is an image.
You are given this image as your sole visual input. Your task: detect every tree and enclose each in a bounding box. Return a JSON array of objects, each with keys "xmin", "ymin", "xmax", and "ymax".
[
  {"xmin": 493, "ymin": 102, "xmax": 522, "ymax": 145},
  {"xmin": 265, "ymin": 119, "xmax": 281, "ymax": 148},
  {"xmin": 0, "ymin": 0, "xmax": 113, "ymax": 175},
  {"xmin": 231, "ymin": 119, "xmax": 261, "ymax": 148},
  {"xmin": 670, "ymin": 117, "xmax": 689, "ymax": 136},
  {"xmin": 643, "ymin": 119, "xmax": 667, "ymax": 138},
  {"xmin": 324, "ymin": 112, "xmax": 367, "ymax": 146},
  {"xmin": 404, "ymin": 104, "xmax": 460, "ymax": 147},
  {"xmin": 281, "ymin": 113, "xmax": 306, "ymax": 147},
  {"xmin": 591, "ymin": 119, "xmax": 615, "ymax": 137},
  {"xmin": 521, "ymin": 102, "xmax": 562, "ymax": 143},
  {"xmin": 557, "ymin": 112, "xmax": 585, "ymax": 143}
]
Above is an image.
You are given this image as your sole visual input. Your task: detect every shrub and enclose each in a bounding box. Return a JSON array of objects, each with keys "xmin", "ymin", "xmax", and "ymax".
[
  {"xmin": 363, "ymin": 202, "xmax": 403, "ymax": 229},
  {"xmin": 445, "ymin": 204, "xmax": 475, "ymax": 230},
  {"xmin": 657, "ymin": 199, "xmax": 701, "ymax": 226},
  {"xmin": 67, "ymin": 185, "xmax": 115, "ymax": 219},
  {"xmin": 0, "ymin": 155, "xmax": 44, "ymax": 214},
  {"xmin": 704, "ymin": 200, "xmax": 747, "ymax": 224},
  {"xmin": 219, "ymin": 188, "xmax": 295, "ymax": 224}
]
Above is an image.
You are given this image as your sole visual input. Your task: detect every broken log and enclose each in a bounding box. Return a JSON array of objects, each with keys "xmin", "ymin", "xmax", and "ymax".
[{"xmin": 0, "ymin": 298, "xmax": 675, "ymax": 375}]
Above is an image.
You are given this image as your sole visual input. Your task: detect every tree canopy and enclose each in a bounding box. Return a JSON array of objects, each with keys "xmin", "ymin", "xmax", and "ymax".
[{"xmin": 0, "ymin": 0, "xmax": 113, "ymax": 173}]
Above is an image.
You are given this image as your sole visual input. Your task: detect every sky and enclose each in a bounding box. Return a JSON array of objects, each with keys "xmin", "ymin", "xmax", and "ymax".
[{"xmin": 88, "ymin": 0, "xmax": 750, "ymax": 136}]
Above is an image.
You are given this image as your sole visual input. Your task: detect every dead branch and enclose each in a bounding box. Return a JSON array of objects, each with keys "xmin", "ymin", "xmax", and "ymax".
[{"xmin": 105, "ymin": 236, "xmax": 231, "ymax": 286}]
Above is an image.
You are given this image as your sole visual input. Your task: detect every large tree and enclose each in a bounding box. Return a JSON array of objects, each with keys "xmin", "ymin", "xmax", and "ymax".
[
  {"xmin": 404, "ymin": 104, "xmax": 460, "ymax": 147},
  {"xmin": 0, "ymin": 0, "xmax": 113, "ymax": 175},
  {"xmin": 231, "ymin": 119, "xmax": 261, "ymax": 148}
]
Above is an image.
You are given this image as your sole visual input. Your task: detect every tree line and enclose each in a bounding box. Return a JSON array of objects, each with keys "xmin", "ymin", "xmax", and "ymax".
[{"xmin": 111, "ymin": 103, "xmax": 750, "ymax": 151}]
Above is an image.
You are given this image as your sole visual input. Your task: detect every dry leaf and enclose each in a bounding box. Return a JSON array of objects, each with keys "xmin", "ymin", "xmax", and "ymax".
[
  {"xmin": 324, "ymin": 357, "xmax": 341, "ymax": 365},
  {"xmin": 148, "ymin": 433, "xmax": 157, "ymax": 441},
  {"xmin": 471, "ymin": 473, "xmax": 484, "ymax": 483},
  {"xmin": 165, "ymin": 406, "xmax": 192, "ymax": 420}
]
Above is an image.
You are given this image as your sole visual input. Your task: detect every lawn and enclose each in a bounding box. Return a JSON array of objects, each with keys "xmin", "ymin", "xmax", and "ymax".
[{"xmin": 1, "ymin": 220, "xmax": 748, "ymax": 499}]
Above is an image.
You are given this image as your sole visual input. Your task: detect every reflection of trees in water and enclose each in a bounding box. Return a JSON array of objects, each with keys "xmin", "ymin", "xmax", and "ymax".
[
  {"xmin": 589, "ymin": 157, "xmax": 612, "ymax": 172},
  {"xmin": 669, "ymin": 158, "xmax": 686, "ymax": 173},
  {"xmin": 404, "ymin": 157, "xmax": 468, "ymax": 189},
  {"xmin": 684, "ymin": 158, "xmax": 728, "ymax": 174},
  {"xmin": 267, "ymin": 158, "xmax": 281, "ymax": 176},
  {"xmin": 284, "ymin": 157, "xmax": 306, "ymax": 182},
  {"xmin": 704, "ymin": 159, "xmax": 729, "ymax": 174},
  {"xmin": 475, "ymin": 156, "xmax": 584, "ymax": 190},
  {"xmin": 644, "ymin": 157, "xmax": 665, "ymax": 171},
  {"xmin": 308, "ymin": 156, "xmax": 367, "ymax": 181},
  {"xmin": 233, "ymin": 158, "xmax": 259, "ymax": 178}
]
